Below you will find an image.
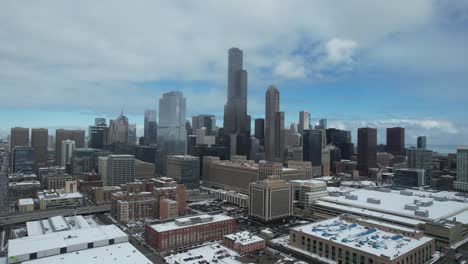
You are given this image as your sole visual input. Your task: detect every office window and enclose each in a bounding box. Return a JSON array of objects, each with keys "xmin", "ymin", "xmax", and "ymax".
[
  {"xmin": 88, "ymin": 242, "xmax": 94, "ymax": 249},
  {"xmin": 60, "ymin": 247, "xmax": 67, "ymax": 254},
  {"xmin": 109, "ymin": 239, "xmax": 115, "ymax": 245},
  {"xmin": 30, "ymin": 253, "xmax": 37, "ymax": 260}
]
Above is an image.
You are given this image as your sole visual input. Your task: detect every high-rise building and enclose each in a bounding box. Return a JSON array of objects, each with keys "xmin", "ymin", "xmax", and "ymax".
[
  {"xmin": 101, "ymin": 155, "xmax": 135, "ymax": 186},
  {"xmin": 167, "ymin": 155, "xmax": 200, "ymax": 189},
  {"xmin": 265, "ymin": 86, "xmax": 285, "ymax": 162},
  {"xmin": 407, "ymin": 147, "xmax": 433, "ymax": 185},
  {"xmin": 108, "ymin": 113, "xmax": 129, "ymax": 145},
  {"xmin": 454, "ymin": 146, "xmax": 468, "ymax": 191},
  {"xmin": 89, "ymin": 119, "xmax": 108, "ymax": 149},
  {"xmin": 61, "ymin": 140, "xmax": 75, "ymax": 167},
  {"xmin": 417, "ymin": 136, "xmax": 427, "ymax": 149},
  {"xmin": 55, "ymin": 129, "xmax": 85, "ymax": 165},
  {"xmin": 249, "ymin": 176, "xmax": 292, "ymax": 222},
  {"xmin": 10, "ymin": 127, "xmax": 29, "ymax": 151},
  {"xmin": 127, "ymin": 123, "xmax": 136, "ymax": 145},
  {"xmin": 144, "ymin": 110, "xmax": 157, "ymax": 145},
  {"xmin": 318, "ymin": 119, "xmax": 327, "ymax": 130},
  {"xmin": 357, "ymin": 127, "xmax": 377, "ymax": 176},
  {"xmin": 298, "ymin": 111, "xmax": 310, "ymax": 135},
  {"xmin": 386, "ymin": 127, "xmax": 405, "ymax": 156},
  {"xmin": 192, "ymin": 114, "xmax": 216, "ymax": 135},
  {"xmin": 302, "ymin": 129, "xmax": 323, "ymax": 167},
  {"xmin": 254, "ymin": 118, "xmax": 265, "ymax": 146},
  {"xmin": 157, "ymin": 91, "xmax": 187, "ymax": 156},
  {"xmin": 31, "ymin": 128, "xmax": 48, "ymax": 171},
  {"xmin": 394, "ymin": 168, "xmax": 426, "ymax": 187},
  {"xmin": 11, "ymin": 146, "xmax": 34, "ymax": 174}
]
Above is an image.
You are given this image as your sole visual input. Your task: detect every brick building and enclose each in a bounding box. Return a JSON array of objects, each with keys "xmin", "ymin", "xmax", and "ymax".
[{"xmin": 223, "ymin": 231, "xmax": 265, "ymax": 254}]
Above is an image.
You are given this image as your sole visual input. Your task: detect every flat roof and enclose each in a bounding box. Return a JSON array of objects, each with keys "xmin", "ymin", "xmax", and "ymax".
[
  {"xmin": 9, "ymin": 225, "xmax": 127, "ymax": 257},
  {"xmin": 292, "ymin": 217, "xmax": 433, "ymax": 260},
  {"xmin": 320, "ymin": 189, "xmax": 468, "ymax": 221},
  {"xmin": 37, "ymin": 192, "xmax": 83, "ymax": 200},
  {"xmin": 164, "ymin": 243, "xmax": 240, "ymax": 264},
  {"xmin": 22, "ymin": 242, "xmax": 151, "ymax": 264},
  {"xmin": 150, "ymin": 214, "xmax": 233, "ymax": 233},
  {"xmin": 224, "ymin": 231, "xmax": 264, "ymax": 245},
  {"xmin": 18, "ymin": 198, "xmax": 34, "ymax": 206}
]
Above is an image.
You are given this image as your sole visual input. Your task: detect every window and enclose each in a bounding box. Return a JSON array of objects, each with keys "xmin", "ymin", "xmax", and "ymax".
[
  {"xmin": 368, "ymin": 257, "xmax": 373, "ymax": 264},
  {"xmin": 292, "ymin": 233, "xmax": 296, "ymax": 242},
  {"xmin": 352, "ymin": 253, "xmax": 357, "ymax": 264},
  {"xmin": 109, "ymin": 239, "xmax": 115, "ymax": 245},
  {"xmin": 331, "ymin": 246, "xmax": 336, "ymax": 260},
  {"xmin": 88, "ymin": 242, "xmax": 94, "ymax": 249},
  {"xmin": 360, "ymin": 255, "xmax": 365, "ymax": 264},
  {"xmin": 30, "ymin": 253, "xmax": 37, "ymax": 260},
  {"xmin": 60, "ymin": 247, "xmax": 67, "ymax": 254}
]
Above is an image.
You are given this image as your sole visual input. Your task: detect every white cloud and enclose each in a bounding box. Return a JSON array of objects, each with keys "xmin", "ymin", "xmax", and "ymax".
[
  {"xmin": 325, "ymin": 38, "xmax": 358, "ymax": 64},
  {"xmin": 274, "ymin": 60, "xmax": 305, "ymax": 78}
]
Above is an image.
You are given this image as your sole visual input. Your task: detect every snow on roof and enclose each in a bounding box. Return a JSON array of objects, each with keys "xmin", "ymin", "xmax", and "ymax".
[
  {"xmin": 224, "ymin": 231, "xmax": 264, "ymax": 245},
  {"xmin": 150, "ymin": 214, "xmax": 233, "ymax": 232},
  {"xmin": 22, "ymin": 242, "xmax": 151, "ymax": 264},
  {"xmin": 292, "ymin": 217, "xmax": 433, "ymax": 260},
  {"xmin": 18, "ymin": 198, "xmax": 34, "ymax": 206},
  {"xmin": 65, "ymin": 215, "xmax": 91, "ymax": 230},
  {"xmin": 26, "ymin": 221, "xmax": 43, "ymax": 236},
  {"xmin": 9, "ymin": 225, "xmax": 127, "ymax": 257},
  {"xmin": 164, "ymin": 243, "xmax": 240, "ymax": 264},
  {"xmin": 320, "ymin": 189, "xmax": 468, "ymax": 221},
  {"xmin": 37, "ymin": 191, "xmax": 83, "ymax": 200},
  {"xmin": 49, "ymin": 216, "xmax": 69, "ymax": 232}
]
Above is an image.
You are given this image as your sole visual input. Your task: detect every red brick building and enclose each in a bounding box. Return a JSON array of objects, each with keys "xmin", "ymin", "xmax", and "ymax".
[
  {"xmin": 223, "ymin": 231, "xmax": 266, "ymax": 254},
  {"xmin": 145, "ymin": 214, "xmax": 235, "ymax": 252}
]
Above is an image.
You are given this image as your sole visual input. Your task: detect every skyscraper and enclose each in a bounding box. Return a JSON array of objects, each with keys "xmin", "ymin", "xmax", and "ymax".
[
  {"xmin": 254, "ymin": 118, "xmax": 264, "ymax": 145},
  {"xmin": 11, "ymin": 146, "xmax": 34, "ymax": 174},
  {"xmin": 101, "ymin": 155, "xmax": 135, "ymax": 186},
  {"xmin": 89, "ymin": 119, "xmax": 108, "ymax": 149},
  {"xmin": 61, "ymin": 140, "xmax": 75, "ymax": 167},
  {"xmin": 298, "ymin": 111, "xmax": 310, "ymax": 134},
  {"xmin": 158, "ymin": 91, "xmax": 187, "ymax": 156},
  {"xmin": 454, "ymin": 146, "xmax": 468, "ymax": 191},
  {"xmin": 144, "ymin": 110, "xmax": 157, "ymax": 145},
  {"xmin": 417, "ymin": 136, "xmax": 427, "ymax": 149},
  {"xmin": 127, "ymin": 123, "xmax": 136, "ymax": 145},
  {"xmin": 318, "ymin": 119, "xmax": 327, "ymax": 130},
  {"xmin": 386, "ymin": 127, "xmax": 405, "ymax": 156},
  {"xmin": 249, "ymin": 176, "xmax": 292, "ymax": 222},
  {"xmin": 303, "ymin": 129, "xmax": 323, "ymax": 167},
  {"xmin": 265, "ymin": 85, "xmax": 284, "ymax": 162},
  {"xmin": 407, "ymin": 147, "xmax": 433, "ymax": 185},
  {"xmin": 55, "ymin": 129, "xmax": 85, "ymax": 165},
  {"xmin": 358, "ymin": 127, "xmax": 377, "ymax": 176},
  {"xmin": 10, "ymin": 127, "xmax": 29, "ymax": 151},
  {"xmin": 31, "ymin": 128, "xmax": 48, "ymax": 171},
  {"xmin": 108, "ymin": 113, "xmax": 129, "ymax": 144},
  {"xmin": 192, "ymin": 114, "xmax": 216, "ymax": 135}
]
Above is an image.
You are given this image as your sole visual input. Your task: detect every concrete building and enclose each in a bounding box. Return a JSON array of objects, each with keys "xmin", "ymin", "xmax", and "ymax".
[
  {"xmin": 249, "ymin": 176, "xmax": 292, "ymax": 222},
  {"xmin": 144, "ymin": 109, "xmax": 157, "ymax": 145},
  {"xmin": 65, "ymin": 180, "xmax": 78, "ymax": 193},
  {"xmin": 167, "ymin": 155, "xmax": 200, "ymax": 189},
  {"xmin": 38, "ymin": 166, "xmax": 66, "ymax": 188},
  {"xmin": 11, "ymin": 146, "xmax": 34, "ymax": 174},
  {"xmin": 192, "ymin": 114, "xmax": 216, "ymax": 135},
  {"xmin": 37, "ymin": 190, "xmax": 83, "ymax": 210},
  {"xmin": 394, "ymin": 168, "xmax": 426, "ymax": 187},
  {"xmin": 289, "ymin": 215, "xmax": 435, "ymax": 264},
  {"xmin": 92, "ymin": 186, "xmax": 121, "ymax": 204},
  {"xmin": 205, "ymin": 187, "xmax": 249, "ymax": 208},
  {"xmin": 298, "ymin": 111, "xmax": 310, "ymax": 135},
  {"xmin": 61, "ymin": 139, "xmax": 75, "ymax": 167},
  {"xmin": 31, "ymin": 128, "xmax": 48, "ymax": 172},
  {"xmin": 55, "ymin": 129, "xmax": 85, "ymax": 166},
  {"xmin": 358, "ymin": 127, "xmax": 377, "ymax": 176},
  {"xmin": 289, "ymin": 179, "xmax": 328, "ymax": 209},
  {"xmin": 407, "ymin": 147, "xmax": 433, "ymax": 185},
  {"xmin": 10, "ymin": 127, "xmax": 29, "ymax": 151},
  {"xmin": 154, "ymin": 184, "xmax": 187, "ymax": 217},
  {"xmin": 145, "ymin": 214, "xmax": 235, "ymax": 252},
  {"xmin": 417, "ymin": 136, "xmax": 427, "ymax": 149},
  {"xmin": 159, "ymin": 198, "xmax": 178, "ymax": 219},
  {"xmin": 386, "ymin": 127, "xmax": 405, "ymax": 156},
  {"xmin": 454, "ymin": 146, "xmax": 468, "ymax": 192},
  {"xmin": 223, "ymin": 231, "xmax": 266, "ymax": 254},
  {"xmin": 18, "ymin": 198, "xmax": 35, "ymax": 212},
  {"xmin": 108, "ymin": 113, "xmax": 129, "ymax": 145},
  {"xmin": 287, "ymin": 160, "xmax": 312, "ymax": 179},
  {"xmin": 258, "ymin": 160, "xmax": 282, "ymax": 181},
  {"xmin": 47, "ymin": 173, "xmax": 73, "ymax": 190},
  {"xmin": 135, "ymin": 159, "xmax": 155, "ymax": 179},
  {"xmin": 265, "ymin": 85, "xmax": 285, "ymax": 162},
  {"xmin": 101, "ymin": 155, "xmax": 135, "ymax": 186},
  {"xmin": 111, "ymin": 191, "xmax": 157, "ymax": 223}
]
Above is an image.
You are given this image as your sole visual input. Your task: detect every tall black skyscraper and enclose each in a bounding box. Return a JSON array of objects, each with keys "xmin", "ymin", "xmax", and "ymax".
[
  {"xmin": 89, "ymin": 118, "xmax": 108, "ymax": 149},
  {"xmin": 303, "ymin": 129, "xmax": 323, "ymax": 167},
  {"xmin": 358, "ymin": 127, "xmax": 377, "ymax": 176},
  {"xmin": 254, "ymin": 118, "xmax": 265, "ymax": 145},
  {"xmin": 386, "ymin": 127, "xmax": 405, "ymax": 156},
  {"xmin": 223, "ymin": 48, "xmax": 251, "ymax": 157},
  {"xmin": 144, "ymin": 110, "xmax": 157, "ymax": 145},
  {"xmin": 265, "ymin": 86, "xmax": 284, "ymax": 162},
  {"xmin": 417, "ymin": 136, "xmax": 427, "ymax": 149}
]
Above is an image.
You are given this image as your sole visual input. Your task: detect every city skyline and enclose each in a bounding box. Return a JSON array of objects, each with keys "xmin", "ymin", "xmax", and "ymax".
[{"xmin": 1, "ymin": 1, "xmax": 467, "ymax": 147}]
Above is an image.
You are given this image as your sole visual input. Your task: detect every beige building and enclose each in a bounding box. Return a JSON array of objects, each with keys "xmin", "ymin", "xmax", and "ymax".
[
  {"xmin": 18, "ymin": 198, "xmax": 35, "ymax": 212},
  {"xmin": 110, "ymin": 192, "xmax": 157, "ymax": 223},
  {"xmin": 38, "ymin": 190, "xmax": 83, "ymax": 210},
  {"xmin": 10, "ymin": 127, "xmax": 29, "ymax": 150},
  {"xmin": 135, "ymin": 159, "xmax": 155, "ymax": 179},
  {"xmin": 287, "ymin": 160, "xmax": 312, "ymax": 179},
  {"xmin": 159, "ymin": 198, "xmax": 178, "ymax": 219},
  {"xmin": 258, "ymin": 160, "xmax": 282, "ymax": 181},
  {"xmin": 249, "ymin": 176, "xmax": 292, "ymax": 222},
  {"xmin": 289, "ymin": 215, "xmax": 435, "ymax": 264},
  {"xmin": 48, "ymin": 174, "xmax": 73, "ymax": 190},
  {"xmin": 92, "ymin": 186, "xmax": 122, "ymax": 204},
  {"xmin": 65, "ymin": 180, "xmax": 78, "ymax": 193}
]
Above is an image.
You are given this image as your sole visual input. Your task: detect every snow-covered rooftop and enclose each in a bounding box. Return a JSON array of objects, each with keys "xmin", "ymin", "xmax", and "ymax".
[
  {"xmin": 224, "ymin": 231, "xmax": 264, "ymax": 246},
  {"xmin": 292, "ymin": 217, "xmax": 433, "ymax": 260},
  {"xmin": 150, "ymin": 214, "xmax": 233, "ymax": 232},
  {"xmin": 18, "ymin": 198, "xmax": 34, "ymax": 206},
  {"xmin": 22, "ymin": 242, "xmax": 151, "ymax": 264},
  {"xmin": 26, "ymin": 215, "xmax": 95, "ymax": 236},
  {"xmin": 320, "ymin": 188, "xmax": 468, "ymax": 222},
  {"xmin": 164, "ymin": 243, "xmax": 240, "ymax": 264}
]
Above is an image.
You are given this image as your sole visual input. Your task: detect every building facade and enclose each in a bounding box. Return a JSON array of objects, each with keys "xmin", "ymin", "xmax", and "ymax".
[
  {"xmin": 265, "ymin": 85, "xmax": 285, "ymax": 162},
  {"xmin": 166, "ymin": 155, "xmax": 200, "ymax": 189},
  {"xmin": 386, "ymin": 127, "xmax": 405, "ymax": 156},
  {"xmin": 249, "ymin": 177, "xmax": 292, "ymax": 222},
  {"xmin": 454, "ymin": 146, "xmax": 468, "ymax": 191},
  {"xmin": 358, "ymin": 127, "xmax": 377, "ymax": 176},
  {"xmin": 31, "ymin": 128, "xmax": 48, "ymax": 172}
]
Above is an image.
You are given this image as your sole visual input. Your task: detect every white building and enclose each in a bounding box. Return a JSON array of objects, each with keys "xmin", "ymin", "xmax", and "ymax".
[{"xmin": 61, "ymin": 140, "xmax": 75, "ymax": 167}]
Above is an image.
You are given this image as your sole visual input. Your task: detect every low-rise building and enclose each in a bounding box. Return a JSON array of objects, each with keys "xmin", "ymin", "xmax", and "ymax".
[
  {"xmin": 145, "ymin": 214, "xmax": 235, "ymax": 252},
  {"xmin": 223, "ymin": 231, "xmax": 265, "ymax": 254},
  {"xmin": 37, "ymin": 190, "xmax": 83, "ymax": 210},
  {"xmin": 289, "ymin": 215, "xmax": 435, "ymax": 264},
  {"xmin": 394, "ymin": 168, "xmax": 426, "ymax": 187},
  {"xmin": 18, "ymin": 198, "xmax": 35, "ymax": 212},
  {"xmin": 206, "ymin": 187, "xmax": 249, "ymax": 208},
  {"xmin": 92, "ymin": 186, "xmax": 121, "ymax": 204},
  {"xmin": 110, "ymin": 191, "xmax": 157, "ymax": 223},
  {"xmin": 289, "ymin": 179, "xmax": 328, "ymax": 209},
  {"xmin": 159, "ymin": 199, "xmax": 178, "ymax": 219}
]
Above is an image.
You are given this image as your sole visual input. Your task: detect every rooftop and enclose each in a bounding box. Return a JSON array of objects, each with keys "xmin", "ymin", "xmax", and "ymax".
[
  {"xmin": 18, "ymin": 198, "xmax": 34, "ymax": 206},
  {"xmin": 164, "ymin": 243, "xmax": 240, "ymax": 264},
  {"xmin": 150, "ymin": 214, "xmax": 233, "ymax": 232},
  {"xmin": 224, "ymin": 231, "xmax": 264, "ymax": 245},
  {"xmin": 22, "ymin": 242, "xmax": 151, "ymax": 264},
  {"xmin": 292, "ymin": 217, "xmax": 433, "ymax": 260},
  {"xmin": 37, "ymin": 191, "xmax": 83, "ymax": 200}
]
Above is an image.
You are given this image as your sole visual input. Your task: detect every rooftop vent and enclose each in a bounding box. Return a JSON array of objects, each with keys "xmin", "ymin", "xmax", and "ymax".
[
  {"xmin": 400, "ymin": 190, "xmax": 413, "ymax": 196},
  {"xmin": 345, "ymin": 194, "xmax": 358, "ymax": 200},
  {"xmin": 367, "ymin": 198, "xmax": 381, "ymax": 204}
]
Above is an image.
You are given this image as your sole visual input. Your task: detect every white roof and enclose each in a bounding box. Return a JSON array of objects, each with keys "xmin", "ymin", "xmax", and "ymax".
[
  {"xmin": 150, "ymin": 214, "xmax": 233, "ymax": 232},
  {"xmin": 320, "ymin": 189, "xmax": 468, "ymax": 221},
  {"xmin": 49, "ymin": 216, "xmax": 69, "ymax": 232},
  {"xmin": 18, "ymin": 198, "xmax": 34, "ymax": 206},
  {"xmin": 22, "ymin": 242, "xmax": 151, "ymax": 264},
  {"xmin": 292, "ymin": 217, "xmax": 433, "ymax": 260},
  {"xmin": 37, "ymin": 192, "xmax": 83, "ymax": 201},
  {"xmin": 9, "ymin": 225, "xmax": 127, "ymax": 257},
  {"xmin": 164, "ymin": 243, "xmax": 240, "ymax": 264},
  {"xmin": 224, "ymin": 231, "xmax": 264, "ymax": 245},
  {"xmin": 26, "ymin": 221, "xmax": 44, "ymax": 236}
]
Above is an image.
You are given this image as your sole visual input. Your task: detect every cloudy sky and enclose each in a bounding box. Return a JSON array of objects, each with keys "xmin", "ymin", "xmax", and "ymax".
[{"xmin": 1, "ymin": 0, "xmax": 467, "ymax": 147}]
